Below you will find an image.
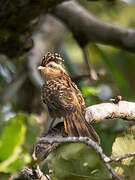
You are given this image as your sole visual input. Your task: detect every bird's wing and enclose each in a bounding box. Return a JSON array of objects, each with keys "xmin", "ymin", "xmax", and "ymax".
[
  {"xmin": 70, "ymin": 81, "xmax": 86, "ymax": 116},
  {"xmin": 49, "ymin": 87, "xmax": 76, "ymax": 113},
  {"xmin": 42, "ymin": 81, "xmax": 76, "ymax": 114}
]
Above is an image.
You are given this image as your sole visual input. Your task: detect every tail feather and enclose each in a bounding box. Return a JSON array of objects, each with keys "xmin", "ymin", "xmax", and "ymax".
[
  {"xmin": 63, "ymin": 110, "xmax": 100, "ymax": 144},
  {"xmin": 63, "ymin": 116, "xmax": 79, "ymax": 137}
]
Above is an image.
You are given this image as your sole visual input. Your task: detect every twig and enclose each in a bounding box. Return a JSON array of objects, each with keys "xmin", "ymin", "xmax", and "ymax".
[
  {"xmin": 38, "ymin": 136, "xmax": 123, "ymax": 180},
  {"xmin": 109, "ymin": 152, "xmax": 135, "ymax": 163},
  {"xmin": 83, "ymin": 46, "xmax": 98, "ymax": 81}
]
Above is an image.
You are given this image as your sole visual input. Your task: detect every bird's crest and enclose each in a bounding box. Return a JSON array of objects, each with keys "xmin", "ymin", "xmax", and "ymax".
[{"xmin": 41, "ymin": 52, "xmax": 64, "ymax": 67}]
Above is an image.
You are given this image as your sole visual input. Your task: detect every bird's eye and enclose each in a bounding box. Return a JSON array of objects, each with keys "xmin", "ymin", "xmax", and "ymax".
[{"xmin": 48, "ymin": 64, "xmax": 55, "ymax": 68}]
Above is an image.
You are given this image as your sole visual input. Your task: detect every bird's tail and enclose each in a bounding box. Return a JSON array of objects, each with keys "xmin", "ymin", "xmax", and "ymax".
[{"xmin": 63, "ymin": 109, "xmax": 100, "ymax": 144}]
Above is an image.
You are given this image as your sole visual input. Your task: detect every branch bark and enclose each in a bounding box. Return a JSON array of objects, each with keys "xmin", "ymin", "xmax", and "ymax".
[
  {"xmin": 85, "ymin": 100, "xmax": 135, "ymax": 123},
  {"xmin": 53, "ymin": 1, "xmax": 135, "ymax": 52}
]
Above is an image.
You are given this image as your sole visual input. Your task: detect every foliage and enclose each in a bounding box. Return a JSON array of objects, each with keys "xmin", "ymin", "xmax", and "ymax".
[
  {"xmin": 0, "ymin": 114, "xmax": 41, "ymax": 178},
  {"xmin": 112, "ymin": 125, "xmax": 135, "ymax": 180},
  {"xmin": 0, "ymin": 0, "xmax": 135, "ymax": 179},
  {"xmin": 0, "ymin": 114, "xmax": 28, "ymax": 173},
  {"xmin": 47, "ymin": 143, "xmax": 110, "ymax": 180}
]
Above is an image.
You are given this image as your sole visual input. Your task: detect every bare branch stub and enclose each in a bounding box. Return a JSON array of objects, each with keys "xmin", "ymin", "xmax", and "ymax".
[{"xmin": 109, "ymin": 96, "xmax": 122, "ymax": 104}]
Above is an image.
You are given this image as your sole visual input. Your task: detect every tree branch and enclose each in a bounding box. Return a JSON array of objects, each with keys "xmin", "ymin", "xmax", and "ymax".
[
  {"xmin": 85, "ymin": 100, "xmax": 135, "ymax": 123},
  {"xmin": 38, "ymin": 136, "xmax": 123, "ymax": 180},
  {"xmin": 53, "ymin": 1, "xmax": 135, "ymax": 52}
]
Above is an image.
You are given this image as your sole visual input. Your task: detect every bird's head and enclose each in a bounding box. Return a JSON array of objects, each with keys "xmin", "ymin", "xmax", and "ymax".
[{"xmin": 38, "ymin": 52, "xmax": 65, "ymax": 78}]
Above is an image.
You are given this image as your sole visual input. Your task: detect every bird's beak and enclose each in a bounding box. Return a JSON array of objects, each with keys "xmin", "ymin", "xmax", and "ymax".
[{"xmin": 38, "ymin": 66, "xmax": 45, "ymax": 70}]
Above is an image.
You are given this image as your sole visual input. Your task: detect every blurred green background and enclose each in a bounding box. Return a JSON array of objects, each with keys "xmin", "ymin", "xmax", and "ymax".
[{"xmin": 0, "ymin": 0, "xmax": 135, "ymax": 179}]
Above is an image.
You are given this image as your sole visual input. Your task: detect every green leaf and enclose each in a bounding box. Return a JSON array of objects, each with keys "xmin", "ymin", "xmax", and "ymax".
[
  {"xmin": 0, "ymin": 113, "xmax": 31, "ymax": 173},
  {"xmin": 2, "ymin": 152, "xmax": 31, "ymax": 173},
  {"xmin": 0, "ymin": 114, "xmax": 26, "ymax": 161},
  {"xmin": 111, "ymin": 125, "xmax": 135, "ymax": 180},
  {"xmin": 24, "ymin": 114, "xmax": 42, "ymax": 152}
]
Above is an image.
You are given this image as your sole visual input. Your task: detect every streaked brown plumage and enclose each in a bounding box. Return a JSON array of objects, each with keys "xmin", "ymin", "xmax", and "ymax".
[{"xmin": 38, "ymin": 52, "xmax": 100, "ymax": 144}]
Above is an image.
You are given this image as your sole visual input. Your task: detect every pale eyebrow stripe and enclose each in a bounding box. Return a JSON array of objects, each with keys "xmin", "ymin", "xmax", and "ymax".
[{"xmin": 49, "ymin": 62, "xmax": 65, "ymax": 72}]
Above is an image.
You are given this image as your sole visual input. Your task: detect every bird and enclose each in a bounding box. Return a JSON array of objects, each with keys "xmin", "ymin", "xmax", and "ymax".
[{"xmin": 38, "ymin": 52, "xmax": 100, "ymax": 144}]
